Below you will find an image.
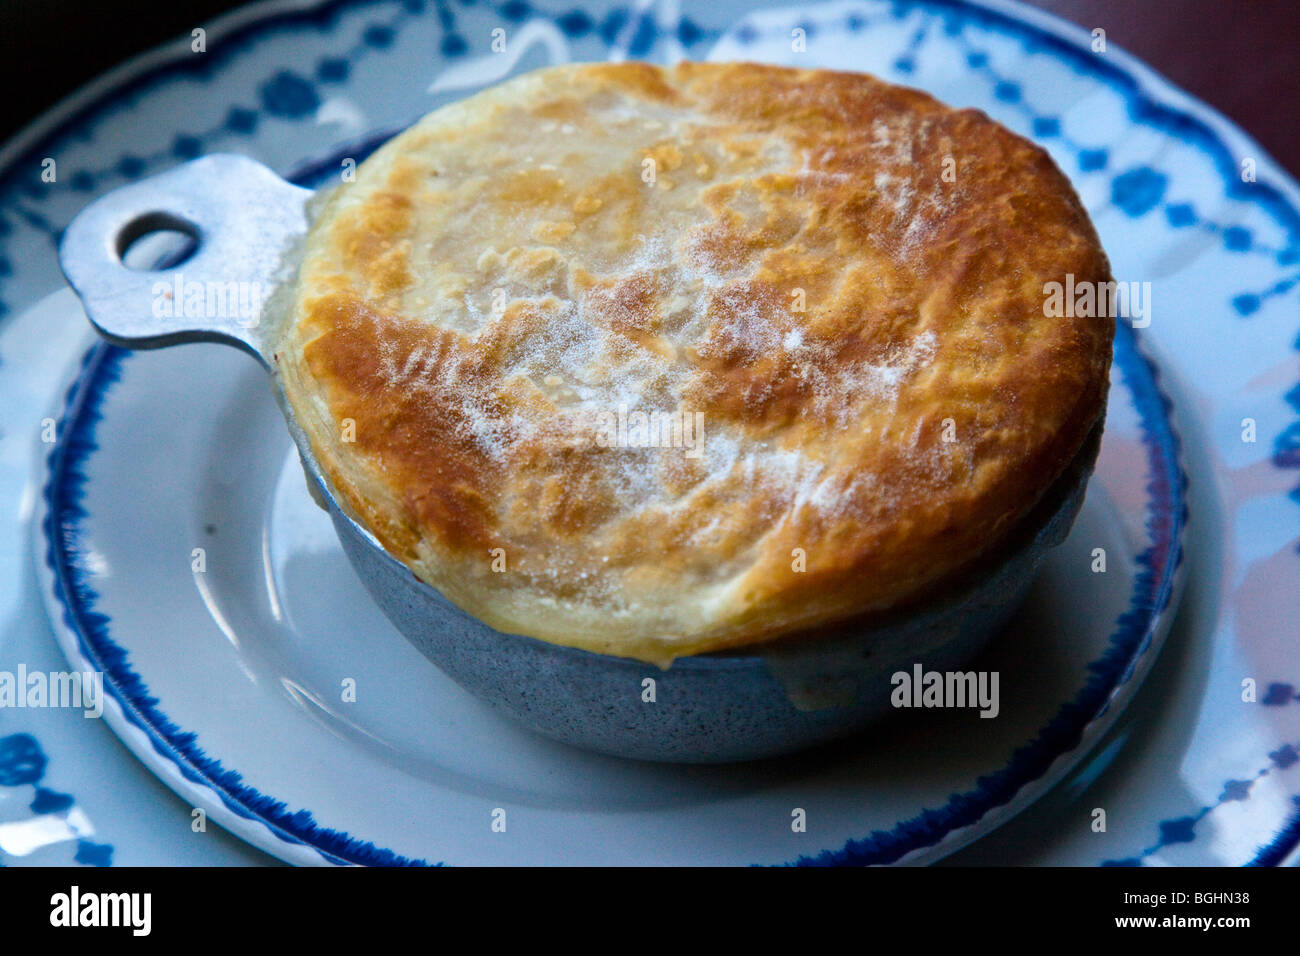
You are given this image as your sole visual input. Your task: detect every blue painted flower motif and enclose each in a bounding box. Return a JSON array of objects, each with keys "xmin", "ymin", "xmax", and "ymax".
[
  {"xmin": 677, "ymin": 17, "xmax": 704, "ymax": 45},
  {"xmin": 30, "ymin": 787, "xmax": 74, "ymax": 814},
  {"xmin": 363, "ymin": 23, "xmax": 395, "ymax": 48},
  {"xmin": 1233, "ymin": 292, "xmax": 1262, "ymax": 316},
  {"xmin": 1111, "ymin": 166, "xmax": 1168, "ymax": 217},
  {"xmin": 0, "ymin": 734, "xmax": 46, "ymax": 786},
  {"xmin": 440, "ymin": 33, "xmax": 468, "ymax": 57},
  {"xmin": 224, "ymin": 106, "xmax": 258, "ymax": 134},
  {"xmin": 1032, "ymin": 116, "xmax": 1060, "ymax": 137},
  {"xmin": 1263, "ymin": 682, "xmax": 1295, "ymax": 705},
  {"xmin": 316, "ymin": 57, "xmax": 350, "ymax": 82},
  {"xmin": 559, "ymin": 10, "xmax": 594, "ymax": 37},
  {"xmin": 1222, "ymin": 226, "xmax": 1252, "ymax": 251},
  {"xmin": 1159, "ymin": 816, "xmax": 1199, "ymax": 844},
  {"xmin": 171, "ymin": 135, "xmax": 202, "ymax": 160},
  {"xmin": 1078, "ymin": 148, "xmax": 1108, "ymax": 171},
  {"xmin": 1269, "ymin": 743, "xmax": 1298, "ymax": 769},
  {"xmin": 258, "ymin": 71, "xmax": 320, "ymax": 119},
  {"xmin": 0, "ymin": 736, "xmax": 113, "ymax": 866},
  {"xmin": 116, "ymin": 156, "xmax": 145, "ymax": 179},
  {"xmin": 501, "ymin": 0, "xmax": 532, "ymax": 23},
  {"xmin": 1274, "ymin": 425, "xmax": 1300, "ymax": 469},
  {"xmin": 993, "ymin": 80, "xmax": 1020, "ymax": 102},
  {"xmin": 75, "ymin": 842, "xmax": 113, "ymax": 867}
]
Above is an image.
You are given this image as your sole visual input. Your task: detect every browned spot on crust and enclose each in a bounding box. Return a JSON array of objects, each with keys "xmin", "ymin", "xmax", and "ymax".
[
  {"xmin": 300, "ymin": 293, "xmax": 505, "ymax": 555},
  {"xmin": 332, "ymin": 191, "xmax": 415, "ymax": 295}
]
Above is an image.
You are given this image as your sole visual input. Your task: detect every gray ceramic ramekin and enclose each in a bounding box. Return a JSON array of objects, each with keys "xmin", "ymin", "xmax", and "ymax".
[{"xmin": 58, "ymin": 154, "xmax": 1101, "ymax": 763}]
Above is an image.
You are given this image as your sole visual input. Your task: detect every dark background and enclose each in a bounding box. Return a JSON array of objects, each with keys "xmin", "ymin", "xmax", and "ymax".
[{"xmin": 0, "ymin": 0, "xmax": 1297, "ymax": 174}]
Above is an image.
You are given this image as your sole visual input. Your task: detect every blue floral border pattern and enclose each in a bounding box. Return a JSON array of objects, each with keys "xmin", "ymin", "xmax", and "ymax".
[
  {"xmin": 1103, "ymin": 679, "xmax": 1300, "ymax": 867},
  {"xmin": 0, "ymin": 734, "xmax": 113, "ymax": 867},
  {"xmin": 8, "ymin": 0, "xmax": 1298, "ymax": 864}
]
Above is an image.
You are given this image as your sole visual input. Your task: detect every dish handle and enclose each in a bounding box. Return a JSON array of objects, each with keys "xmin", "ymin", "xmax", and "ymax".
[{"xmin": 58, "ymin": 154, "xmax": 313, "ymax": 367}]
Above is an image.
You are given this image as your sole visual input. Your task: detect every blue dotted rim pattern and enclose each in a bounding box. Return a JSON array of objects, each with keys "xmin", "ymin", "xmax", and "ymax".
[{"xmin": 13, "ymin": 0, "xmax": 1297, "ymax": 863}]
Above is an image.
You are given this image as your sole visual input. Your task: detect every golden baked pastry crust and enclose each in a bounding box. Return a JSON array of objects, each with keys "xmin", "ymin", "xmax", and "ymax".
[{"xmin": 274, "ymin": 61, "xmax": 1114, "ymax": 666}]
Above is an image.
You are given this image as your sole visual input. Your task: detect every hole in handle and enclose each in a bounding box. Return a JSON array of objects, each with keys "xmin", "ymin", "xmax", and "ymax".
[{"xmin": 116, "ymin": 212, "xmax": 200, "ymax": 271}]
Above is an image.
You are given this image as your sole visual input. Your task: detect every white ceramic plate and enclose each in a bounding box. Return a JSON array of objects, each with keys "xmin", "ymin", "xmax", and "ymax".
[{"xmin": 32, "ymin": 292, "xmax": 1184, "ymax": 864}]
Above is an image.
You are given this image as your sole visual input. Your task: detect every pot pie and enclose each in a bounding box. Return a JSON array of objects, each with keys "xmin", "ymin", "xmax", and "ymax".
[{"xmin": 274, "ymin": 61, "xmax": 1114, "ymax": 667}]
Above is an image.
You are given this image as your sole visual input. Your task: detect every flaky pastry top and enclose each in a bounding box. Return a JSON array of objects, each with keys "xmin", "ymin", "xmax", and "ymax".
[{"xmin": 275, "ymin": 61, "xmax": 1114, "ymax": 665}]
